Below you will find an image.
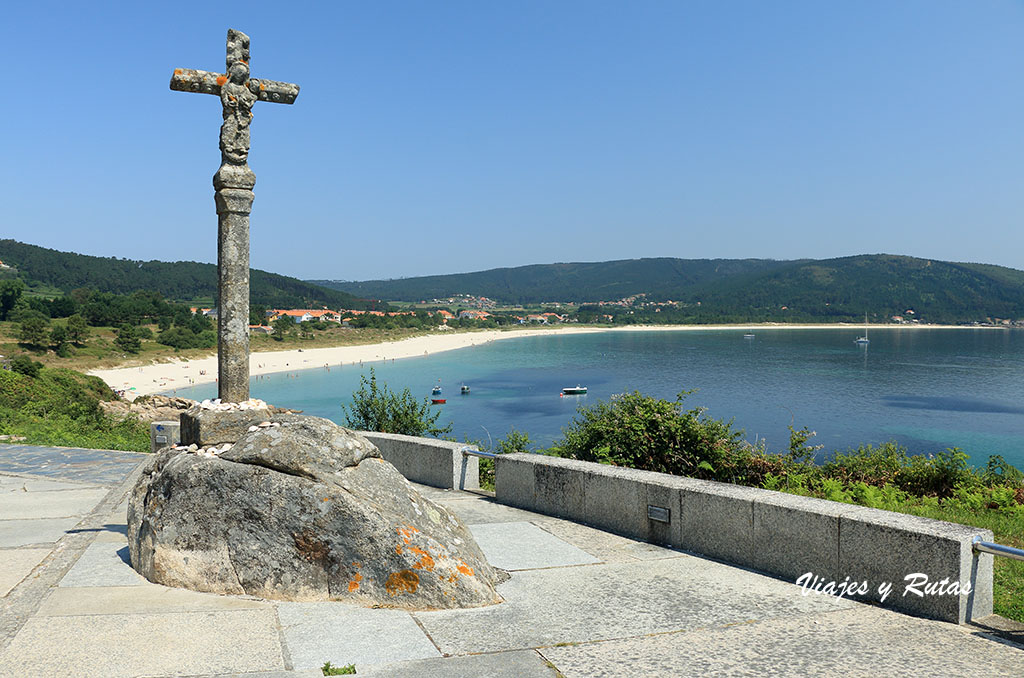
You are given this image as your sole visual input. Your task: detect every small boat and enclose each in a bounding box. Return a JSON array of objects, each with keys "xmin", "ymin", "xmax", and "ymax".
[
  {"xmin": 743, "ymin": 333, "xmax": 755, "ymax": 339},
  {"xmin": 431, "ymin": 398, "xmax": 446, "ymax": 404},
  {"xmin": 561, "ymin": 385, "xmax": 588, "ymax": 395},
  {"xmin": 431, "ymin": 384, "xmax": 442, "ymax": 395},
  {"xmin": 460, "ymin": 385, "xmax": 470, "ymax": 394},
  {"xmin": 855, "ymin": 314, "xmax": 870, "ymax": 345}
]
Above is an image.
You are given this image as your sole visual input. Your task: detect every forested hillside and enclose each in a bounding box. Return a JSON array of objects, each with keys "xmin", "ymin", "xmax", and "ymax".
[
  {"xmin": 0, "ymin": 240, "xmax": 378, "ymax": 309},
  {"xmin": 312, "ymin": 258, "xmax": 792, "ymax": 304},
  {"xmin": 315, "ymin": 255, "xmax": 1024, "ymax": 323},
  {"xmin": 686, "ymin": 255, "xmax": 1024, "ymax": 324}
]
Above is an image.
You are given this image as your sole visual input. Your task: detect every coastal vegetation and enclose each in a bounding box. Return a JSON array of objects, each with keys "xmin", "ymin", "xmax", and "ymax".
[{"xmin": 0, "ymin": 362, "xmax": 149, "ymax": 452}]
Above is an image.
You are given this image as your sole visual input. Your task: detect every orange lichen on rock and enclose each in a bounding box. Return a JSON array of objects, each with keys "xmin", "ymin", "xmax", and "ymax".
[
  {"xmin": 347, "ymin": 572, "xmax": 363, "ymax": 592},
  {"xmin": 413, "ymin": 554, "xmax": 435, "ymax": 571},
  {"xmin": 396, "ymin": 526, "xmax": 419, "ymax": 545},
  {"xmin": 385, "ymin": 570, "xmax": 419, "ymax": 596},
  {"xmin": 216, "ymin": 75, "xmax": 228, "ymax": 86},
  {"xmin": 174, "ymin": 68, "xmax": 183, "ymax": 75},
  {"xmin": 408, "ymin": 546, "xmax": 435, "ymax": 571},
  {"xmin": 456, "ymin": 561, "xmax": 474, "ymax": 577}
]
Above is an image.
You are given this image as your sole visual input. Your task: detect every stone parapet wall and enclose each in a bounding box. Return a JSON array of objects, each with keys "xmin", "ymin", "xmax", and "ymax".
[
  {"xmin": 494, "ymin": 452, "xmax": 993, "ymax": 624},
  {"xmin": 358, "ymin": 431, "xmax": 480, "ymax": 492}
]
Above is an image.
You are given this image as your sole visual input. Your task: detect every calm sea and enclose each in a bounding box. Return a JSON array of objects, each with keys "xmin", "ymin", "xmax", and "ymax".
[{"xmin": 170, "ymin": 328, "xmax": 1024, "ymax": 469}]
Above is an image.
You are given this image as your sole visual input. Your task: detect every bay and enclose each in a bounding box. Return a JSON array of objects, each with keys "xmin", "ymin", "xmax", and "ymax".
[{"xmin": 170, "ymin": 328, "xmax": 1024, "ymax": 469}]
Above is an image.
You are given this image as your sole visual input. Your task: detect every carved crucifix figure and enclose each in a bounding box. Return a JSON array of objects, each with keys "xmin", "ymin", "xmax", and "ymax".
[{"xmin": 170, "ymin": 29, "xmax": 299, "ymax": 402}]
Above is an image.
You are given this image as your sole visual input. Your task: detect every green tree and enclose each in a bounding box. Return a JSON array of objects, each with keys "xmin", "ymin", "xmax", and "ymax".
[
  {"xmin": 66, "ymin": 314, "xmax": 89, "ymax": 345},
  {"xmin": 18, "ymin": 313, "xmax": 50, "ymax": 349},
  {"xmin": 250, "ymin": 304, "xmax": 268, "ymax": 326},
  {"xmin": 49, "ymin": 324, "xmax": 71, "ymax": 357},
  {"xmin": 271, "ymin": 316, "xmax": 294, "ymax": 341},
  {"xmin": 0, "ymin": 279, "xmax": 25, "ymax": 320},
  {"xmin": 341, "ymin": 368, "xmax": 452, "ymax": 437},
  {"xmin": 114, "ymin": 324, "xmax": 141, "ymax": 354}
]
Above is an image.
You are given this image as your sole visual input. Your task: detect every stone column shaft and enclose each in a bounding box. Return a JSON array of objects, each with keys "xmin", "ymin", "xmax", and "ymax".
[{"xmin": 215, "ymin": 188, "xmax": 254, "ymax": 403}]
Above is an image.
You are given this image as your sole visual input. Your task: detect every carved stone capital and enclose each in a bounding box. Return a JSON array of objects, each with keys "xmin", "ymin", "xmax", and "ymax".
[
  {"xmin": 215, "ymin": 187, "xmax": 255, "ymax": 215},
  {"xmin": 214, "ymin": 163, "xmax": 256, "ymax": 191}
]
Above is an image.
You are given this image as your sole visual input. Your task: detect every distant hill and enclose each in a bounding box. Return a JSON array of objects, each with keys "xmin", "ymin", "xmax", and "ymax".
[
  {"xmin": 0, "ymin": 240, "xmax": 380, "ymax": 310},
  {"xmin": 313, "ymin": 255, "xmax": 1024, "ymax": 323},
  {"xmin": 685, "ymin": 255, "xmax": 1024, "ymax": 323},
  {"xmin": 311, "ymin": 258, "xmax": 794, "ymax": 305}
]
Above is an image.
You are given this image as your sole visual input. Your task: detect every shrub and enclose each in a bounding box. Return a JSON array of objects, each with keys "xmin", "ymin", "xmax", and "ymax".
[
  {"xmin": 10, "ymin": 354, "xmax": 43, "ymax": 378},
  {"xmin": 341, "ymin": 368, "xmax": 452, "ymax": 437},
  {"xmin": 553, "ymin": 390, "xmax": 763, "ymax": 484}
]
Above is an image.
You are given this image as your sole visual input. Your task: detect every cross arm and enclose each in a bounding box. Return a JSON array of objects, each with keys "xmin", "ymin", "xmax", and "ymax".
[
  {"xmin": 249, "ymin": 78, "xmax": 300, "ymax": 104},
  {"xmin": 170, "ymin": 68, "xmax": 224, "ymax": 95},
  {"xmin": 170, "ymin": 68, "xmax": 299, "ymax": 104}
]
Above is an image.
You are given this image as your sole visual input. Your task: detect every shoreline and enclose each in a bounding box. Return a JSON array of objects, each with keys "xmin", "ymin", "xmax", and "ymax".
[{"xmin": 88, "ymin": 323, "xmax": 1000, "ymax": 400}]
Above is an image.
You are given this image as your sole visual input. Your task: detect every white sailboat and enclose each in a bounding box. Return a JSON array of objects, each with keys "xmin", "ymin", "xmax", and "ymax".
[{"xmin": 855, "ymin": 314, "xmax": 870, "ymax": 345}]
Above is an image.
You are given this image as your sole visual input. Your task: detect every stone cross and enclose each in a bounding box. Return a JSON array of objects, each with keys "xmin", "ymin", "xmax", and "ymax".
[{"xmin": 170, "ymin": 29, "xmax": 299, "ymax": 402}]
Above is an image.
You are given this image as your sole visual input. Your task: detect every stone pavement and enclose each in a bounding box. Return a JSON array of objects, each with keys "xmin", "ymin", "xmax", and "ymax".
[{"xmin": 1, "ymin": 443, "xmax": 1023, "ymax": 677}]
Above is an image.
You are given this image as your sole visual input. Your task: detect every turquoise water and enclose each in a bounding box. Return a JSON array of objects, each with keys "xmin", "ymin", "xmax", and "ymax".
[{"xmin": 170, "ymin": 328, "xmax": 1024, "ymax": 469}]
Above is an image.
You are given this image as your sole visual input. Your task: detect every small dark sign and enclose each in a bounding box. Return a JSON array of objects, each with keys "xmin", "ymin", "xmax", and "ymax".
[{"xmin": 647, "ymin": 505, "xmax": 670, "ymax": 523}]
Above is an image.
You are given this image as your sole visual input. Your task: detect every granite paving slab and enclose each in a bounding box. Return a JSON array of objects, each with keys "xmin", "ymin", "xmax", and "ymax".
[
  {"xmin": 0, "ymin": 548, "xmax": 49, "ymax": 597},
  {"xmin": 540, "ymin": 605, "xmax": 1024, "ymax": 677},
  {"xmin": 59, "ymin": 541, "xmax": 147, "ymax": 587},
  {"xmin": 534, "ymin": 517, "xmax": 685, "ymax": 564},
  {"xmin": 0, "ymin": 517, "xmax": 83, "ymax": 547},
  {"xmin": 0, "ymin": 475, "xmax": 100, "ymax": 492},
  {"xmin": 0, "ymin": 444, "xmax": 146, "ymax": 486},
  {"xmin": 432, "ymin": 494, "xmax": 551, "ymax": 525},
  {"xmin": 415, "ymin": 556, "xmax": 853, "ymax": 654},
  {"xmin": 36, "ymin": 585, "xmax": 270, "ymax": 616},
  {"xmin": 277, "ymin": 602, "xmax": 441, "ymax": 670},
  {"xmin": 0, "ymin": 609, "xmax": 285, "ymax": 678},
  {"xmin": 0, "ymin": 487, "xmax": 110, "ymax": 520},
  {"xmin": 470, "ymin": 522, "xmax": 601, "ymax": 570},
  {"xmin": 356, "ymin": 649, "xmax": 561, "ymax": 677}
]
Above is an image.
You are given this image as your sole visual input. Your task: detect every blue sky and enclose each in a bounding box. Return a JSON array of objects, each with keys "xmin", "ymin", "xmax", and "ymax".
[{"xmin": 2, "ymin": 1, "xmax": 1022, "ymax": 281}]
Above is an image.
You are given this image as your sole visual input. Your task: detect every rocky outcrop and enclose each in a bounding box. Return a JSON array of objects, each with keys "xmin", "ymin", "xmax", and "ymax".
[
  {"xmin": 100, "ymin": 395, "xmax": 196, "ymax": 425},
  {"xmin": 127, "ymin": 415, "xmax": 501, "ymax": 610}
]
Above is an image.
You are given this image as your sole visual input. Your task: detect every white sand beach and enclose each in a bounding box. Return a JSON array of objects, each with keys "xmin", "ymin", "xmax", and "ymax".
[{"xmin": 88, "ymin": 323, "xmax": 982, "ymax": 400}]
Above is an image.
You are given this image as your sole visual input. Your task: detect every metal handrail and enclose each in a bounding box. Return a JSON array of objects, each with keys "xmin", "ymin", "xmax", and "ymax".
[
  {"xmin": 458, "ymin": 445, "xmax": 497, "ymax": 459},
  {"xmin": 973, "ymin": 536, "xmax": 1024, "ymax": 563}
]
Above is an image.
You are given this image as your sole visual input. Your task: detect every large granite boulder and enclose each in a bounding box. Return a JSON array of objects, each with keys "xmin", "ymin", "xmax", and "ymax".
[{"xmin": 127, "ymin": 416, "xmax": 501, "ymax": 609}]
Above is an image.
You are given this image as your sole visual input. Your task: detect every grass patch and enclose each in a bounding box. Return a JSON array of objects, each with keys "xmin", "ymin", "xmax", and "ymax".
[{"xmin": 321, "ymin": 661, "xmax": 356, "ymax": 675}]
